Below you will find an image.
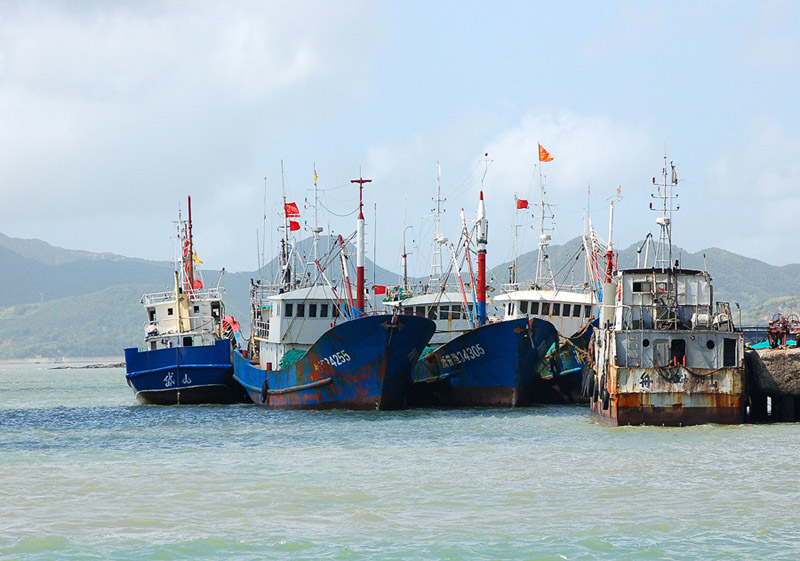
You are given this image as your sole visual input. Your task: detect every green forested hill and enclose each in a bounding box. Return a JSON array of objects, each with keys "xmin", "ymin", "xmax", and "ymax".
[{"xmin": 1, "ymin": 233, "xmax": 798, "ymax": 359}]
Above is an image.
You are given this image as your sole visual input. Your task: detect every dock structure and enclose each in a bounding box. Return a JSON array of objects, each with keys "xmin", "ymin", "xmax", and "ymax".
[{"xmin": 746, "ymin": 348, "xmax": 800, "ymax": 422}]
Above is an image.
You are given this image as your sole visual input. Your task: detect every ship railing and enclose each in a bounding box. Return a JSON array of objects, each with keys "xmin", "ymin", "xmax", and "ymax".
[
  {"xmin": 253, "ymin": 318, "xmax": 269, "ymax": 339},
  {"xmin": 250, "ymin": 283, "xmax": 282, "ymax": 304},
  {"xmin": 143, "ymin": 314, "xmax": 221, "ymax": 339},
  {"xmin": 142, "ymin": 287, "xmax": 224, "ymax": 305},
  {"xmin": 501, "ymin": 281, "xmax": 589, "ymax": 293}
]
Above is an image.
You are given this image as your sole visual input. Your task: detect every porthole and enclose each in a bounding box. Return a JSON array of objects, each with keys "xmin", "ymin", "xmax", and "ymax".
[
  {"xmin": 642, "ymin": 339, "xmax": 650, "ymax": 348},
  {"xmin": 707, "ymin": 340, "xmax": 715, "ymax": 350}
]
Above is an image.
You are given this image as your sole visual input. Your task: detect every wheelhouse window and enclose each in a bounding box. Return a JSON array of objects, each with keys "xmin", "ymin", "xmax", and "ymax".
[
  {"xmin": 520, "ymin": 301, "xmax": 528, "ymax": 314},
  {"xmin": 309, "ymin": 303, "xmax": 317, "ymax": 318},
  {"xmin": 552, "ymin": 303, "xmax": 561, "ymax": 316},
  {"xmin": 193, "ymin": 305, "xmax": 200, "ymax": 313},
  {"xmin": 428, "ymin": 307, "xmax": 438, "ymax": 320},
  {"xmin": 148, "ymin": 309, "xmax": 156, "ymax": 322},
  {"xmin": 320, "ymin": 303, "xmax": 329, "ymax": 318},
  {"xmin": 572, "ymin": 305, "xmax": 581, "ymax": 317},
  {"xmin": 451, "ymin": 305, "xmax": 462, "ymax": 320},
  {"xmin": 530, "ymin": 302, "xmax": 539, "ymax": 315},
  {"xmin": 167, "ymin": 308, "xmax": 174, "ymax": 316},
  {"xmin": 633, "ymin": 281, "xmax": 652, "ymax": 293},
  {"xmin": 415, "ymin": 306, "xmax": 425, "ymax": 317},
  {"xmin": 285, "ymin": 303, "xmax": 293, "ymax": 317},
  {"xmin": 440, "ymin": 305, "xmax": 451, "ymax": 319},
  {"xmin": 584, "ymin": 305, "xmax": 592, "ymax": 317},
  {"xmin": 332, "ymin": 306, "xmax": 339, "ymax": 318},
  {"xmin": 296, "ymin": 304, "xmax": 305, "ymax": 317},
  {"xmin": 562, "ymin": 304, "xmax": 571, "ymax": 317},
  {"xmin": 541, "ymin": 302, "xmax": 550, "ymax": 315}
]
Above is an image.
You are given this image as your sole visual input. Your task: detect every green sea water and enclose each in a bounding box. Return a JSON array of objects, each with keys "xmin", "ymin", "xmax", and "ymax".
[{"xmin": 1, "ymin": 363, "xmax": 799, "ymax": 560}]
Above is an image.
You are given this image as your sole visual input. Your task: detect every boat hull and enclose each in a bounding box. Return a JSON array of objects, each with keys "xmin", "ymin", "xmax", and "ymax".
[
  {"xmin": 538, "ymin": 321, "xmax": 596, "ymax": 404},
  {"xmin": 590, "ymin": 364, "xmax": 746, "ymax": 426},
  {"xmin": 124, "ymin": 339, "xmax": 246, "ymax": 405},
  {"xmin": 408, "ymin": 318, "xmax": 559, "ymax": 408},
  {"xmin": 234, "ymin": 314, "xmax": 435, "ymax": 410}
]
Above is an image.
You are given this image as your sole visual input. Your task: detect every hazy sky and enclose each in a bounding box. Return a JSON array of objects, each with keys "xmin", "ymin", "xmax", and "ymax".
[{"xmin": 2, "ymin": 1, "xmax": 799, "ymax": 277}]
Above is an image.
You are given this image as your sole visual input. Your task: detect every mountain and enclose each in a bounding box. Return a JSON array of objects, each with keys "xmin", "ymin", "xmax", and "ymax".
[
  {"xmin": 491, "ymin": 237, "xmax": 800, "ymax": 325},
  {"xmin": 1, "ymin": 232, "xmax": 799, "ymax": 359},
  {"xmin": 0, "ymin": 233, "xmax": 415, "ymax": 359}
]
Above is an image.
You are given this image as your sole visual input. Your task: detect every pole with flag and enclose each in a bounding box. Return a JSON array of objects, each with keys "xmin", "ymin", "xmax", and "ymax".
[
  {"xmin": 351, "ymin": 173, "xmax": 372, "ymax": 318},
  {"xmin": 476, "ymin": 190, "xmax": 488, "ymax": 326}
]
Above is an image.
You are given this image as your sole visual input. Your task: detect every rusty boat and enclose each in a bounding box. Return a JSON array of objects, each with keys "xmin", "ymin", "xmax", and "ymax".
[
  {"xmin": 588, "ymin": 156, "xmax": 746, "ymax": 426},
  {"xmin": 233, "ymin": 174, "xmax": 435, "ymax": 410}
]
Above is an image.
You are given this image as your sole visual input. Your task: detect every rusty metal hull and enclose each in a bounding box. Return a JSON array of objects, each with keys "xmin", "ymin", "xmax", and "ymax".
[
  {"xmin": 234, "ymin": 314, "xmax": 435, "ymax": 410},
  {"xmin": 590, "ymin": 364, "xmax": 746, "ymax": 426},
  {"xmin": 408, "ymin": 317, "xmax": 559, "ymax": 408}
]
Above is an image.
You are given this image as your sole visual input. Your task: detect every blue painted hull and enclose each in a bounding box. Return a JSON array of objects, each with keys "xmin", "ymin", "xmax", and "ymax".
[
  {"xmin": 124, "ymin": 339, "xmax": 247, "ymax": 405},
  {"xmin": 234, "ymin": 314, "xmax": 435, "ymax": 410},
  {"xmin": 539, "ymin": 320, "xmax": 596, "ymax": 404},
  {"xmin": 408, "ymin": 317, "xmax": 559, "ymax": 407}
]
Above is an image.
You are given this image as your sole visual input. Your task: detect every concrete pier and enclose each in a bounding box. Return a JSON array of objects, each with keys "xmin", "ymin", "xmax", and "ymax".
[{"xmin": 745, "ymin": 348, "xmax": 800, "ymax": 422}]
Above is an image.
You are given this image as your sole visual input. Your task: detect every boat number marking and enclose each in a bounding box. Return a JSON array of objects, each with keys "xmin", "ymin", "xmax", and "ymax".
[
  {"xmin": 441, "ymin": 343, "xmax": 485, "ymax": 368},
  {"xmin": 164, "ymin": 373, "xmax": 175, "ymax": 387},
  {"xmin": 182, "ymin": 374, "xmax": 192, "ymax": 385},
  {"xmin": 322, "ymin": 350, "xmax": 351, "ymax": 367},
  {"xmin": 639, "ymin": 373, "xmax": 652, "ymax": 389}
]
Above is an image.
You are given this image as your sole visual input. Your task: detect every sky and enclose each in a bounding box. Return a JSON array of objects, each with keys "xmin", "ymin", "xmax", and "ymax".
[{"xmin": 1, "ymin": 0, "xmax": 799, "ymax": 278}]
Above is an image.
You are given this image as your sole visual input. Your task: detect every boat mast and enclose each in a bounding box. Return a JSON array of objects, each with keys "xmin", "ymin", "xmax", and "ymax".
[
  {"xmin": 351, "ymin": 173, "xmax": 372, "ymax": 318},
  {"xmin": 279, "ymin": 161, "xmax": 291, "ymax": 290},
  {"xmin": 534, "ymin": 146, "xmax": 556, "ymax": 290},
  {"xmin": 512, "ymin": 195, "xmax": 519, "ymax": 285},
  {"xmin": 476, "ymin": 190, "xmax": 488, "ymax": 326},
  {"xmin": 311, "ymin": 164, "xmax": 323, "ymax": 265},
  {"xmin": 651, "ymin": 153, "xmax": 679, "ymax": 270},
  {"xmin": 187, "ymin": 195, "xmax": 194, "ymax": 293},
  {"xmin": 429, "ymin": 161, "xmax": 446, "ymax": 290},
  {"xmin": 401, "ymin": 196, "xmax": 411, "ymax": 291}
]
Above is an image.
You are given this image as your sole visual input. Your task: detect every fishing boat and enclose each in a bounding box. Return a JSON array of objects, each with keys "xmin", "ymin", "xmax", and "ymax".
[
  {"xmin": 494, "ymin": 145, "xmax": 600, "ymax": 402},
  {"xmin": 233, "ymin": 174, "xmax": 435, "ymax": 410},
  {"xmin": 588, "ymin": 155, "xmax": 746, "ymax": 426},
  {"xmin": 401, "ymin": 180, "xmax": 558, "ymax": 408},
  {"xmin": 124, "ymin": 196, "xmax": 246, "ymax": 405}
]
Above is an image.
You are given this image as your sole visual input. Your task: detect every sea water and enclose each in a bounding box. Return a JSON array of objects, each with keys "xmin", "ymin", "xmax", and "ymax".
[{"xmin": 1, "ymin": 363, "xmax": 799, "ymax": 561}]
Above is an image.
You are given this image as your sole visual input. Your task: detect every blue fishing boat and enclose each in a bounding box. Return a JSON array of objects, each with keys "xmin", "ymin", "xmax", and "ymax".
[
  {"xmin": 410, "ymin": 316, "xmax": 558, "ymax": 407},
  {"xmin": 494, "ymin": 150, "xmax": 604, "ymax": 403},
  {"xmin": 233, "ymin": 174, "xmax": 435, "ymax": 410},
  {"xmin": 233, "ymin": 296, "xmax": 434, "ymax": 409},
  {"xmin": 405, "ymin": 186, "xmax": 559, "ymax": 407},
  {"xmin": 124, "ymin": 196, "xmax": 246, "ymax": 405}
]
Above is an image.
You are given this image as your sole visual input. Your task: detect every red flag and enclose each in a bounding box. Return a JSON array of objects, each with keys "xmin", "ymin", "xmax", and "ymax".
[
  {"xmin": 192, "ymin": 279, "xmax": 203, "ymax": 290},
  {"xmin": 538, "ymin": 143, "xmax": 553, "ymax": 162},
  {"xmin": 285, "ymin": 202, "xmax": 300, "ymax": 217},
  {"xmin": 373, "ymin": 285, "xmax": 387, "ymax": 295},
  {"xmin": 289, "ymin": 220, "xmax": 301, "ymax": 231},
  {"xmin": 516, "ymin": 199, "xmax": 529, "ymax": 209}
]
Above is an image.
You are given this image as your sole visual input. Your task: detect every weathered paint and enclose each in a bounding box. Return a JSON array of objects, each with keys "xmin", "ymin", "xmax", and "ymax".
[
  {"xmin": 589, "ymin": 363, "xmax": 745, "ymax": 426},
  {"xmin": 233, "ymin": 314, "xmax": 435, "ymax": 410},
  {"xmin": 408, "ymin": 317, "xmax": 559, "ymax": 407},
  {"xmin": 124, "ymin": 339, "xmax": 248, "ymax": 405}
]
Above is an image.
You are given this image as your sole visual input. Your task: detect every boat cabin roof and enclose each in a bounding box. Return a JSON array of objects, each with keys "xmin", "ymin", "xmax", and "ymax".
[
  {"xmin": 494, "ymin": 289, "xmax": 594, "ymax": 305},
  {"xmin": 387, "ymin": 292, "xmax": 468, "ymax": 307},
  {"xmin": 268, "ymin": 284, "xmax": 340, "ymax": 303}
]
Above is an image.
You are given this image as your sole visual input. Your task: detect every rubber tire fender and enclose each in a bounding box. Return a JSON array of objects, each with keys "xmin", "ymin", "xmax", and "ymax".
[{"xmin": 261, "ymin": 376, "xmax": 269, "ymax": 404}]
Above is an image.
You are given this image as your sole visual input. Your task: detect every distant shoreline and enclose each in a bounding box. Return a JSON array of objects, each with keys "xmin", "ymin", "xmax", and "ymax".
[{"xmin": 0, "ymin": 356, "xmax": 124, "ymax": 366}]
